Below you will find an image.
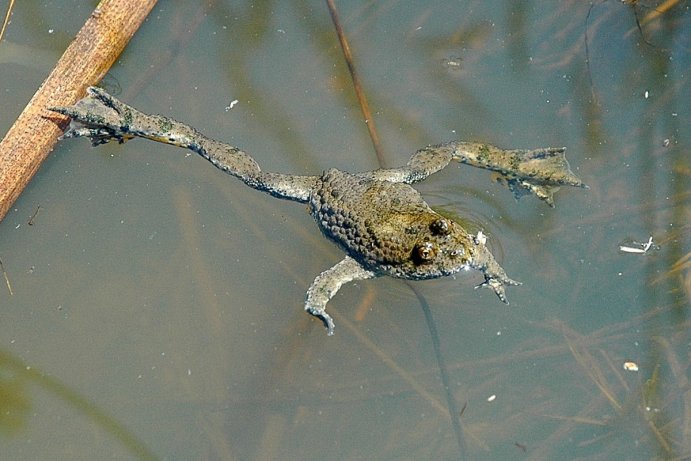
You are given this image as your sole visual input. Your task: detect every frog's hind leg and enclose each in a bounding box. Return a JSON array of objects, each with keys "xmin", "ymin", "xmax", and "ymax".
[
  {"xmin": 369, "ymin": 141, "xmax": 586, "ymax": 206},
  {"xmin": 305, "ymin": 256, "xmax": 376, "ymax": 335},
  {"xmin": 448, "ymin": 142, "xmax": 587, "ymax": 207},
  {"xmin": 50, "ymin": 87, "xmax": 317, "ymax": 203}
]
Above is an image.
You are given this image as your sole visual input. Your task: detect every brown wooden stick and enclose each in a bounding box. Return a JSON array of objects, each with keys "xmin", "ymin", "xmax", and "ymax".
[{"xmin": 0, "ymin": 0, "xmax": 158, "ymax": 222}]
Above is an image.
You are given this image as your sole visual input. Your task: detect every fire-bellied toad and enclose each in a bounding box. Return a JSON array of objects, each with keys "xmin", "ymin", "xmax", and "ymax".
[{"xmin": 50, "ymin": 87, "xmax": 586, "ymax": 335}]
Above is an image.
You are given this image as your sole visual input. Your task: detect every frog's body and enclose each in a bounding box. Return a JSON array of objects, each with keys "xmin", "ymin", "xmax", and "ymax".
[
  {"xmin": 312, "ymin": 168, "xmax": 477, "ymax": 279},
  {"xmin": 50, "ymin": 87, "xmax": 586, "ymax": 335}
]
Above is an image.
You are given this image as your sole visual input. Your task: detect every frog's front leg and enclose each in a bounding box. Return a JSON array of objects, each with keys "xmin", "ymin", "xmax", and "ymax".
[
  {"xmin": 468, "ymin": 232, "xmax": 521, "ymax": 302},
  {"xmin": 305, "ymin": 256, "xmax": 376, "ymax": 335}
]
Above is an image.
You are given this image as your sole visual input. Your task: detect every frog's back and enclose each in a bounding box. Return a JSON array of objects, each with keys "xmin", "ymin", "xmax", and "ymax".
[{"xmin": 309, "ymin": 169, "xmax": 474, "ymax": 279}]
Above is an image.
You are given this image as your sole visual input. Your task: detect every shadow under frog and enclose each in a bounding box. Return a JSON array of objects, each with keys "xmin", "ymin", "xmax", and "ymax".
[{"xmin": 50, "ymin": 87, "xmax": 586, "ymax": 335}]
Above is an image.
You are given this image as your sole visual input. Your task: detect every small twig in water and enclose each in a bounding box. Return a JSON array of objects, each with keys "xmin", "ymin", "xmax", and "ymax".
[
  {"xmin": 623, "ymin": 0, "xmax": 657, "ymax": 47},
  {"xmin": 325, "ymin": 0, "xmax": 386, "ymax": 167},
  {"xmin": 0, "ymin": 257, "xmax": 13, "ymax": 296},
  {"xmin": 0, "ymin": 0, "xmax": 15, "ymax": 42},
  {"xmin": 459, "ymin": 401, "xmax": 468, "ymax": 417},
  {"xmin": 584, "ymin": 1, "xmax": 607, "ymax": 103},
  {"xmin": 514, "ymin": 441, "xmax": 528, "ymax": 453},
  {"xmin": 28, "ymin": 204, "xmax": 41, "ymax": 225}
]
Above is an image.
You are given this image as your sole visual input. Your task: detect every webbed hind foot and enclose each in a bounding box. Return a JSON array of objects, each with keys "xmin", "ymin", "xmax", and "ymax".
[
  {"xmin": 450, "ymin": 142, "xmax": 588, "ymax": 207},
  {"xmin": 49, "ymin": 86, "xmax": 138, "ymax": 145}
]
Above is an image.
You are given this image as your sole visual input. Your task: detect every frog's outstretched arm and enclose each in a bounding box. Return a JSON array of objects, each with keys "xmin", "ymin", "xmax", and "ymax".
[
  {"xmin": 467, "ymin": 232, "xmax": 521, "ymax": 302},
  {"xmin": 49, "ymin": 87, "xmax": 317, "ymax": 203},
  {"xmin": 372, "ymin": 141, "xmax": 587, "ymax": 207},
  {"xmin": 305, "ymin": 256, "xmax": 376, "ymax": 335}
]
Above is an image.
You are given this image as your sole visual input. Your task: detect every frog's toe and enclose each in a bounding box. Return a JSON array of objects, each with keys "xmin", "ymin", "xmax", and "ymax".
[
  {"xmin": 304, "ymin": 280, "xmax": 337, "ymax": 335},
  {"xmin": 49, "ymin": 110, "xmax": 133, "ymax": 145},
  {"xmin": 59, "ymin": 125, "xmax": 128, "ymax": 145},
  {"xmin": 305, "ymin": 305, "xmax": 335, "ymax": 336},
  {"xmin": 48, "ymin": 104, "xmax": 92, "ymax": 127}
]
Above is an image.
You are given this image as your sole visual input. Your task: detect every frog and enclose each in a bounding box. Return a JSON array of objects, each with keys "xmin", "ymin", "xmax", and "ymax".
[{"xmin": 49, "ymin": 87, "xmax": 586, "ymax": 335}]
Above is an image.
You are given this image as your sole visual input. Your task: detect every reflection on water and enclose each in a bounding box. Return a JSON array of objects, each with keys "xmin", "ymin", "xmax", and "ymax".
[{"xmin": 0, "ymin": 1, "xmax": 688, "ymax": 460}]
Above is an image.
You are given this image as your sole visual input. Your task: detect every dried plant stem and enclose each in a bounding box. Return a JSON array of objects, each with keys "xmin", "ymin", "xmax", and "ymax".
[
  {"xmin": 640, "ymin": 0, "xmax": 681, "ymax": 26},
  {"xmin": 333, "ymin": 309, "xmax": 450, "ymax": 417},
  {"xmin": 0, "ymin": 0, "xmax": 158, "ymax": 222},
  {"xmin": 560, "ymin": 322, "xmax": 622, "ymax": 412},
  {"xmin": 325, "ymin": 0, "xmax": 386, "ymax": 167},
  {"xmin": 0, "ymin": 0, "xmax": 15, "ymax": 42},
  {"xmin": 411, "ymin": 284, "xmax": 468, "ymax": 459}
]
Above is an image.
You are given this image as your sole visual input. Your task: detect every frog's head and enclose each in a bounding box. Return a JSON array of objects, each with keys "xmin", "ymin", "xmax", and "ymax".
[
  {"xmin": 408, "ymin": 216, "xmax": 473, "ymax": 274},
  {"xmin": 409, "ymin": 216, "xmax": 521, "ymax": 303}
]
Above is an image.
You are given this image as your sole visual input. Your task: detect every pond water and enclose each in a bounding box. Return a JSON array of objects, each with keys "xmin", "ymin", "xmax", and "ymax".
[{"xmin": 1, "ymin": 1, "xmax": 689, "ymax": 460}]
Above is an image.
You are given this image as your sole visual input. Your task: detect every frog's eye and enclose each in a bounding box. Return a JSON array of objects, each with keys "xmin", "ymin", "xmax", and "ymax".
[
  {"xmin": 413, "ymin": 241, "xmax": 437, "ymax": 264},
  {"xmin": 430, "ymin": 218, "xmax": 450, "ymax": 236}
]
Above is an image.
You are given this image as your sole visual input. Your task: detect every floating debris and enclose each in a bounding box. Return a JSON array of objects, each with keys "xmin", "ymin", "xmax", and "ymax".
[
  {"xmin": 224, "ymin": 99, "xmax": 239, "ymax": 112},
  {"xmin": 623, "ymin": 361, "xmax": 639, "ymax": 372},
  {"xmin": 514, "ymin": 441, "xmax": 527, "ymax": 453},
  {"xmin": 28, "ymin": 204, "xmax": 41, "ymax": 225},
  {"xmin": 619, "ymin": 236, "xmax": 659, "ymax": 255},
  {"xmin": 442, "ymin": 56, "xmax": 463, "ymax": 71}
]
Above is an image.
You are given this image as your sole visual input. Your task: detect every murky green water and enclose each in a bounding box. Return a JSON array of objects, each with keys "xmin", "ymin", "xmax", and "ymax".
[{"xmin": 1, "ymin": 1, "xmax": 689, "ymax": 460}]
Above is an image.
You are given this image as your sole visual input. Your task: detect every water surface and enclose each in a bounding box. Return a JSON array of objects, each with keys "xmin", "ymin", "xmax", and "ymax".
[{"xmin": 1, "ymin": 1, "xmax": 689, "ymax": 460}]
